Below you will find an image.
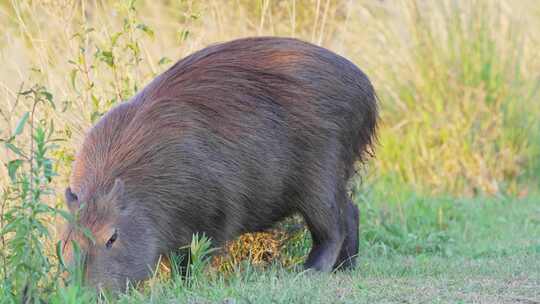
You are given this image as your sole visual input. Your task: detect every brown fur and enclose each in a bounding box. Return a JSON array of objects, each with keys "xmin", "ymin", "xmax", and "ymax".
[{"xmin": 61, "ymin": 37, "xmax": 378, "ymax": 292}]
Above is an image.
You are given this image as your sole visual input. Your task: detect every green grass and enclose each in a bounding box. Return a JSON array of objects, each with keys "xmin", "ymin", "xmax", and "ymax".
[
  {"xmin": 107, "ymin": 193, "xmax": 540, "ymax": 303},
  {"xmin": 124, "ymin": 255, "xmax": 539, "ymax": 304}
]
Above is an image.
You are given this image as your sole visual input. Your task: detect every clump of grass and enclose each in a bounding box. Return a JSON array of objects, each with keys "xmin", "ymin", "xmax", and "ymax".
[{"xmin": 127, "ymin": 233, "xmax": 217, "ymax": 301}]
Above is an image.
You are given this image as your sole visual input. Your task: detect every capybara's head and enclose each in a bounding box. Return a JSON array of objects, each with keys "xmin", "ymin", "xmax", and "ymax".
[{"xmin": 61, "ymin": 179, "xmax": 160, "ymax": 292}]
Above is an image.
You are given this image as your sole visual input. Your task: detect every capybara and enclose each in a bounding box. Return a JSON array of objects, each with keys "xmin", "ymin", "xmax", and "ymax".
[{"xmin": 61, "ymin": 37, "xmax": 378, "ymax": 291}]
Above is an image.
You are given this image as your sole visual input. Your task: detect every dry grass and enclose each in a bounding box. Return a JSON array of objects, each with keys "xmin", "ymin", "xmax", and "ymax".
[{"xmin": 1, "ymin": 0, "xmax": 538, "ymax": 196}]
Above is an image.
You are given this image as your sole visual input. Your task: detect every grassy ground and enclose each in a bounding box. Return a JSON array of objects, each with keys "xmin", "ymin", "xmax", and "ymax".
[
  {"xmin": 110, "ymin": 194, "xmax": 540, "ymax": 304},
  {"xmin": 1, "ymin": 1, "xmax": 540, "ymax": 303},
  {"xmin": 135, "ymin": 255, "xmax": 540, "ymax": 304}
]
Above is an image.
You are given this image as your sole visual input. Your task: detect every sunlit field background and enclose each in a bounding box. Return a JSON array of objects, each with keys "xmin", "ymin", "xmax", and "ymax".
[{"xmin": 1, "ymin": 1, "xmax": 539, "ymax": 303}]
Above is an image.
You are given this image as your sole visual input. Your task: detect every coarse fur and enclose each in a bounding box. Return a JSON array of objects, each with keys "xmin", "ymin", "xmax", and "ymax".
[{"xmin": 62, "ymin": 37, "xmax": 378, "ymax": 292}]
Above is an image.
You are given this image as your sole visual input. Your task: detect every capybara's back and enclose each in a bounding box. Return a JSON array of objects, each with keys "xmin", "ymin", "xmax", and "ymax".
[{"xmin": 62, "ymin": 37, "xmax": 378, "ymax": 291}]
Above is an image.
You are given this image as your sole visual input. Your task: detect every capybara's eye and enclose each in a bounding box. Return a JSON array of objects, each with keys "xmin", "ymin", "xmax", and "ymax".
[{"xmin": 105, "ymin": 230, "xmax": 118, "ymax": 249}]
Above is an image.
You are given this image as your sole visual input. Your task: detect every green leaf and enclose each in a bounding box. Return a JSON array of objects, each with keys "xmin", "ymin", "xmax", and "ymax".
[
  {"xmin": 43, "ymin": 158, "xmax": 54, "ymax": 182},
  {"xmin": 56, "ymin": 209, "xmax": 74, "ymax": 222},
  {"xmin": 61, "ymin": 100, "xmax": 72, "ymax": 113},
  {"xmin": 34, "ymin": 221, "xmax": 50, "ymax": 237},
  {"xmin": 158, "ymin": 57, "xmax": 172, "ymax": 66},
  {"xmin": 91, "ymin": 94, "xmax": 100, "ymax": 110},
  {"xmin": 19, "ymin": 89, "xmax": 33, "ymax": 96},
  {"xmin": 136, "ymin": 23, "xmax": 154, "ymax": 38},
  {"xmin": 34, "ymin": 202, "xmax": 52, "ymax": 213},
  {"xmin": 127, "ymin": 0, "xmax": 137, "ymax": 10},
  {"xmin": 0, "ymin": 217, "xmax": 22, "ymax": 235},
  {"xmin": 178, "ymin": 29, "xmax": 190, "ymax": 42},
  {"xmin": 90, "ymin": 111, "xmax": 101, "ymax": 123},
  {"xmin": 56, "ymin": 241, "xmax": 66, "ymax": 269},
  {"xmin": 14, "ymin": 112, "xmax": 29, "ymax": 136},
  {"xmin": 96, "ymin": 50, "xmax": 114, "ymax": 67},
  {"xmin": 111, "ymin": 32, "xmax": 122, "ymax": 46},
  {"xmin": 69, "ymin": 240, "xmax": 85, "ymax": 285},
  {"xmin": 40, "ymin": 90, "xmax": 54, "ymax": 105},
  {"xmin": 70, "ymin": 69, "xmax": 78, "ymax": 92},
  {"xmin": 48, "ymin": 119, "xmax": 55, "ymax": 138},
  {"xmin": 7, "ymin": 159, "xmax": 23, "ymax": 182},
  {"xmin": 5, "ymin": 142, "xmax": 24, "ymax": 157},
  {"xmin": 34, "ymin": 126, "xmax": 46, "ymax": 149},
  {"xmin": 81, "ymin": 226, "xmax": 95, "ymax": 244},
  {"xmin": 127, "ymin": 42, "xmax": 140, "ymax": 55}
]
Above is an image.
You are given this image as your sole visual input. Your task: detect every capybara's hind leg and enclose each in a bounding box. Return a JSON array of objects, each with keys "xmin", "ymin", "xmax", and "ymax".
[
  {"xmin": 301, "ymin": 197, "xmax": 345, "ymax": 272},
  {"xmin": 333, "ymin": 198, "xmax": 359, "ymax": 270}
]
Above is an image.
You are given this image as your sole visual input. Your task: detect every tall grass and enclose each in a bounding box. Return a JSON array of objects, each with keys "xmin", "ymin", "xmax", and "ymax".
[
  {"xmin": 1, "ymin": 1, "xmax": 538, "ymax": 195},
  {"xmin": 340, "ymin": 1, "xmax": 540, "ymax": 196},
  {"xmin": 0, "ymin": 0, "xmax": 539, "ymax": 301}
]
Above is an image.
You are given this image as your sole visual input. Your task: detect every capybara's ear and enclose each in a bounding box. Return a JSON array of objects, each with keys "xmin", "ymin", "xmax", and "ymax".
[
  {"xmin": 65, "ymin": 187, "xmax": 79, "ymax": 213},
  {"xmin": 108, "ymin": 178, "xmax": 125, "ymax": 202}
]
